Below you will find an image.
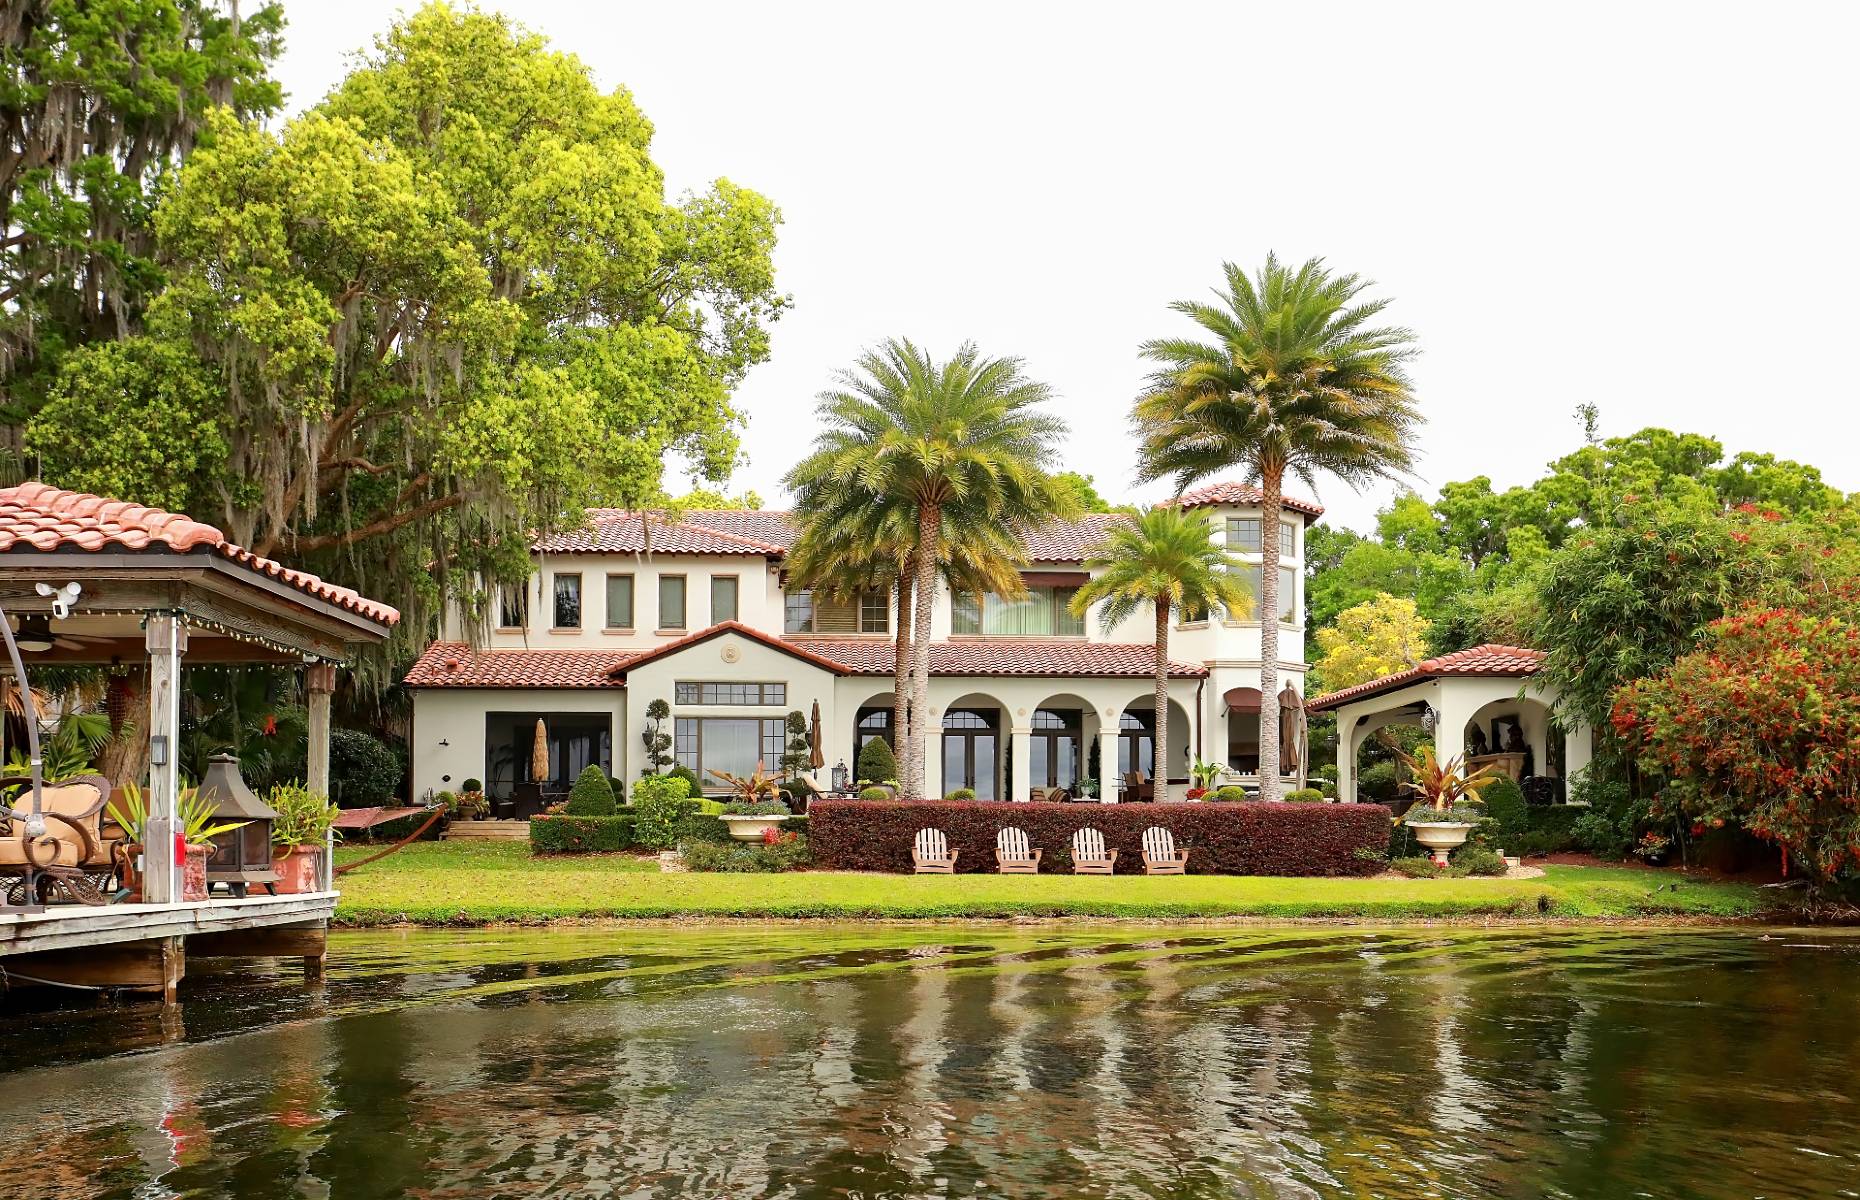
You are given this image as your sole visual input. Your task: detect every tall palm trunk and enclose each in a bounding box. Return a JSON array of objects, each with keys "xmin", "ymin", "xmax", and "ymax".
[
  {"xmin": 1258, "ymin": 469, "xmax": 1284, "ymax": 801},
  {"xmin": 893, "ymin": 567, "xmax": 913, "ymax": 768},
  {"xmin": 1152, "ymin": 597, "xmax": 1171, "ymax": 798},
  {"xmin": 908, "ymin": 502, "xmax": 940, "ymax": 799}
]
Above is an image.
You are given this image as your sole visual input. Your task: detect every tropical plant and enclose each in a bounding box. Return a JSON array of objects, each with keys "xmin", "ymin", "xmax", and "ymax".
[
  {"xmin": 1395, "ymin": 745, "xmax": 1500, "ymax": 823},
  {"xmin": 706, "ymin": 762, "xmax": 787, "ymax": 813},
  {"xmin": 106, "ymin": 784, "xmax": 149, "ymax": 845},
  {"xmin": 1189, "ymin": 756, "xmax": 1226, "ymax": 790},
  {"xmin": 786, "ymin": 338, "xmax": 1073, "ymax": 798},
  {"xmin": 176, "ymin": 785, "xmax": 247, "ymax": 847},
  {"xmin": 2, "ymin": 713, "xmax": 108, "ymax": 785},
  {"xmin": 268, "ymin": 782, "xmax": 341, "ymax": 849},
  {"xmin": 1070, "ymin": 508, "xmax": 1252, "ymax": 790},
  {"xmin": 1135, "ymin": 254, "xmax": 1421, "ymax": 798}
]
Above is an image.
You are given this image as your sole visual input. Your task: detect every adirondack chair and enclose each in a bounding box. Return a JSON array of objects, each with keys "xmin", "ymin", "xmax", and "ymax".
[
  {"xmin": 1139, "ymin": 825, "xmax": 1189, "ymax": 875},
  {"xmin": 1070, "ymin": 827, "xmax": 1117, "ymax": 874},
  {"xmin": 911, "ymin": 827, "xmax": 959, "ymax": 873},
  {"xmin": 995, "ymin": 826, "xmax": 1041, "ymax": 873}
]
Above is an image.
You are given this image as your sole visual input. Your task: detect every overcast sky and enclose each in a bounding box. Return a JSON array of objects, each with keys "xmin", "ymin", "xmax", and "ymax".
[{"xmin": 275, "ymin": 2, "xmax": 1860, "ymax": 532}]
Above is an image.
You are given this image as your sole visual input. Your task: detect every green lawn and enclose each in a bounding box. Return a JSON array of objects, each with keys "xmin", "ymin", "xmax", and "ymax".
[{"xmin": 331, "ymin": 841, "xmax": 1767, "ymax": 924}]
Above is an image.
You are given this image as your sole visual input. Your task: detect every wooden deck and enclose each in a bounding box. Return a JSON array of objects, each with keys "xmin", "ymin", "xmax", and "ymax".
[{"xmin": 0, "ymin": 892, "xmax": 336, "ymax": 957}]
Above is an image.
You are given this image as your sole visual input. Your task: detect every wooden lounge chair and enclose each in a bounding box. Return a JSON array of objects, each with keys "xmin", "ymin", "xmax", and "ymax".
[
  {"xmin": 1122, "ymin": 771, "xmax": 1154, "ymax": 803},
  {"xmin": 912, "ymin": 827, "xmax": 959, "ymax": 873},
  {"xmin": 0, "ymin": 773, "xmax": 116, "ymax": 905},
  {"xmin": 995, "ymin": 826, "xmax": 1041, "ymax": 873},
  {"xmin": 1140, "ymin": 825, "xmax": 1189, "ymax": 875},
  {"xmin": 1071, "ymin": 827, "xmax": 1117, "ymax": 874}
]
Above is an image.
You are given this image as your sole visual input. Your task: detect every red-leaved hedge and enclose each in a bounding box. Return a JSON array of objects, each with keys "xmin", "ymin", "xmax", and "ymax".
[{"xmin": 808, "ymin": 799, "xmax": 1392, "ymax": 875}]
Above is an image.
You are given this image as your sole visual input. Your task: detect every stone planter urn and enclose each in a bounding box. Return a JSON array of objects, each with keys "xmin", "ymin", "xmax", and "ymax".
[
  {"xmin": 1409, "ymin": 821, "xmax": 1475, "ymax": 867},
  {"xmin": 720, "ymin": 814, "xmax": 790, "ymax": 843},
  {"xmin": 271, "ymin": 845, "xmax": 323, "ymax": 894}
]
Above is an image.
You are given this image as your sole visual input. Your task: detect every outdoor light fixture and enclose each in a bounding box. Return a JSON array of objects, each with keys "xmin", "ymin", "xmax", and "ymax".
[
  {"xmin": 832, "ymin": 760, "xmax": 849, "ymax": 792},
  {"xmin": 199, "ymin": 754, "xmax": 280, "ymax": 897},
  {"xmin": 151, "ymin": 734, "xmax": 169, "ymax": 766}
]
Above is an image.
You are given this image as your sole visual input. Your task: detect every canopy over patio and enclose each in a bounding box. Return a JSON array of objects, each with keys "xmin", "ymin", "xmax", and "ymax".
[
  {"xmin": 1306, "ymin": 644, "xmax": 1593, "ymax": 805},
  {"xmin": 0, "ymin": 483, "xmax": 398, "ymax": 905}
]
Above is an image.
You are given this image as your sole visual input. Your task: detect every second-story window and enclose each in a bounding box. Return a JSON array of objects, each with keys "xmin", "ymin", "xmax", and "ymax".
[
  {"xmin": 498, "ymin": 583, "xmax": 528, "ymax": 629},
  {"xmin": 710, "ymin": 575, "xmax": 739, "ymax": 624},
  {"xmin": 605, "ymin": 573, "xmax": 634, "ymax": 629},
  {"xmin": 951, "ymin": 586, "xmax": 1084, "ymax": 636},
  {"xmin": 784, "ymin": 590, "xmax": 815, "ymax": 633},
  {"xmin": 659, "ymin": 574, "xmax": 687, "ymax": 630},
  {"xmin": 859, "ymin": 590, "xmax": 890, "ymax": 634},
  {"xmin": 552, "ymin": 573, "xmax": 581, "ymax": 629},
  {"xmin": 1226, "ymin": 517, "xmax": 1295, "ymax": 557}
]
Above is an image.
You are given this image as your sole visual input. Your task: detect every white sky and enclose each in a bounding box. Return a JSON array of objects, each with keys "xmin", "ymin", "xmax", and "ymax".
[{"xmin": 276, "ymin": 1, "xmax": 1860, "ymax": 532}]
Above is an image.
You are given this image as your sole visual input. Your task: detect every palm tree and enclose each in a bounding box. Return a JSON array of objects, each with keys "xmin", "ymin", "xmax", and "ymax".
[
  {"xmin": 785, "ymin": 339, "xmax": 1072, "ymax": 798},
  {"xmin": 1135, "ymin": 255, "xmax": 1420, "ymax": 800},
  {"xmin": 1068, "ymin": 507, "xmax": 1253, "ymax": 793}
]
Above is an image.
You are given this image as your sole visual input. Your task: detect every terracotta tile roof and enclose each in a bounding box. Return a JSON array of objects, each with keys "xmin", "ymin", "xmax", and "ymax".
[
  {"xmin": 0, "ymin": 483, "xmax": 399, "ymax": 626},
  {"xmin": 607, "ymin": 621, "xmax": 854, "ymax": 679},
  {"xmin": 1018, "ymin": 515, "xmax": 1123, "ymax": 563},
  {"xmin": 789, "ymin": 638, "xmax": 1209, "ymax": 678},
  {"xmin": 1173, "ymin": 481, "xmax": 1325, "ymax": 518},
  {"xmin": 534, "ymin": 512, "xmax": 786, "ymax": 556},
  {"xmin": 404, "ymin": 641, "xmax": 640, "ymax": 688},
  {"xmin": 1305, "ymin": 643, "xmax": 1546, "ymax": 712},
  {"xmin": 682, "ymin": 510, "xmax": 801, "ymax": 548}
]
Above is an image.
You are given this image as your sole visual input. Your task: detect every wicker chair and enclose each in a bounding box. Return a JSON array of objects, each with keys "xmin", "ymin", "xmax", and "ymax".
[{"xmin": 0, "ymin": 773, "xmax": 117, "ymax": 905}]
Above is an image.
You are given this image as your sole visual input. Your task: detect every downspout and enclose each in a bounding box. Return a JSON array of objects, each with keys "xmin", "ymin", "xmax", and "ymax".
[{"xmin": 1195, "ymin": 676, "xmax": 1205, "ymax": 767}]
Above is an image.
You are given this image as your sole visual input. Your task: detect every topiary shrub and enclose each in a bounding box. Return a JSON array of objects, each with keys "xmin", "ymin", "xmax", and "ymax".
[
  {"xmin": 1478, "ymin": 776, "xmax": 1528, "ymax": 850},
  {"xmin": 562, "ymin": 765, "xmax": 618, "ymax": 816},
  {"xmin": 1213, "ymin": 785, "xmax": 1248, "ymax": 802},
  {"xmin": 329, "ymin": 728, "xmax": 402, "ymax": 807},
  {"xmin": 675, "ymin": 812, "xmax": 733, "ymax": 845},
  {"xmin": 859, "ymin": 786, "xmax": 890, "ymax": 801},
  {"xmin": 1284, "ymin": 788, "xmax": 1325, "ymax": 803},
  {"xmin": 944, "ymin": 787, "xmax": 975, "ymax": 802},
  {"xmin": 634, "ymin": 773, "xmax": 697, "ymax": 849},
  {"xmin": 461, "ymin": 778, "xmax": 483, "ymax": 794},
  {"xmin": 530, "ymin": 813, "xmax": 636, "ymax": 853},
  {"xmin": 856, "ymin": 736, "xmax": 897, "ymax": 785}
]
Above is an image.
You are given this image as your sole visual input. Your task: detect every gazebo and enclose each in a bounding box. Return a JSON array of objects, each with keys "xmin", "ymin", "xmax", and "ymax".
[
  {"xmin": 1306, "ymin": 644, "xmax": 1594, "ymax": 805},
  {"xmin": 0, "ymin": 484, "xmax": 397, "ymax": 997}
]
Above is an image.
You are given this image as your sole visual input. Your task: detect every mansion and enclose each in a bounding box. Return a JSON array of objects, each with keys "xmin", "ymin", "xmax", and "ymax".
[{"xmin": 404, "ymin": 482, "xmax": 1323, "ymax": 805}]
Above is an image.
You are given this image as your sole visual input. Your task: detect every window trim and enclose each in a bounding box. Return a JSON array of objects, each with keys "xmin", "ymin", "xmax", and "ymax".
[
  {"xmin": 658, "ymin": 573, "xmax": 688, "ymax": 631},
  {"xmin": 551, "ymin": 572, "xmax": 582, "ymax": 630},
  {"xmin": 709, "ymin": 574, "xmax": 740, "ymax": 626},
  {"xmin": 784, "ymin": 589, "xmax": 816, "ymax": 634},
  {"xmin": 604, "ymin": 572, "xmax": 635, "ymax": 631},
  {"xmin": 673, "ymin": 681, "xmax": 788, "ymax": 706},
  {"xmin": 674, "ymin": 715, "xmax": 787, "ymax": 789}
]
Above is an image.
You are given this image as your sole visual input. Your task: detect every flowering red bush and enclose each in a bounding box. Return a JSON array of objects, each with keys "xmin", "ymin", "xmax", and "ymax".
[
  {"xmin": 1612, "ymin": 607, "xmax": 1860, "ymax": 886},
  {"xmin": 808, "ymin": 799, "xmax": 1392, "ymax": 875}
]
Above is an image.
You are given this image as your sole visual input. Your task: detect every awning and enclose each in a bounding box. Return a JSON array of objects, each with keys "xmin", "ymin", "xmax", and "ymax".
[
  {"xmin": 1223, "ymin": 686, "xmax": 1263, "ymax": 712},
  {"xmin": 1022, "ymin": 571, "xmax": 1090, "ymax": 588}
]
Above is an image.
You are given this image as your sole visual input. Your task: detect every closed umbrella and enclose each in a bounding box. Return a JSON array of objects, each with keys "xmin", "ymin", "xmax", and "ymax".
[
  {"xmin": 1278, "ymin": 684, "xmax": 1306, "ymax": 784},
  {"xmin": 808, "ymin": 700, "xmax": 825, "ymax": 770},
  {"xmin": 531, "ymin": 718, "xmax": 549, "ymax": 783}
]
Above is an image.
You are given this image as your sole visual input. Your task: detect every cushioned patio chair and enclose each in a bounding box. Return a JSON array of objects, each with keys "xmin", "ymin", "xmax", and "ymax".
[
  {"xmin": 0, "ymin": 773, "xmax": 116, "ymax": 905},
  {"xmin": 995, "ymin": 826, "xmax": 1041, "ymax": 873},
  {"xmin": 1139, "ymin": 825, "xmax": 1189, "ymax": 875},
  {"xmin": 911, "ymin": 827, "xmax": 958, "ymax": 873},
  {"xmin": 1121, "ymin": 772, "xmax": 1154, "ymax": 803},
  {"xmin": 1070, "ymin": 827, "xmax": 1117, "ymax": 874}
]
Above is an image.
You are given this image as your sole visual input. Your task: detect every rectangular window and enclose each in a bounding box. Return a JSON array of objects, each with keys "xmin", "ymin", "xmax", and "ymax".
[
  {"xmin": 784, "ymin": 590, "xmax": 815, "ymax": 633},
  {"xmin": 552, "ymin": 573, "xmax": 581, "ymax": 629},
  {"xmin": 498, "ymin": 583, "xmax": 528, "ymax": 629},
  {"xmin": 1226, "ymin": 517, "xmax": 1262, "ymax": 553},
  {"xmin": 659, "ymin": 574, "xmax": 687, "ymax": 630},
  {"xmin": 859, "ymin": 590, "xmax": 890, "ymax": 634},
  {"xmin": 710, "ymin": 575, "xmax": 739, "ymax": 624},
  {"xmin": 604, "ymin": 573, "xmax": 634, "ymax": 629},
  {"xmin": 674, "ymin": 681, "xmax": 786, "ymax": 705},
  {"xmin": 675, "ymin": 716, "xmax": 787, "ymax": 786},
  {"xmin": 1232, "ymin": 565, "xmax": 1298, "ymax": 623},
  {"xmin": 951, "ymin": 586, "xmax": 1084, "ymax": 636},
  {"xmin": 1279, "ymin": 521, "xmax": 1295, "ymax": 558}
]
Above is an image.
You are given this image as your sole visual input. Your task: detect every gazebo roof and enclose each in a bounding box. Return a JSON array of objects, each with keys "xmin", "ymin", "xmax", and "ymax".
[{"xmin": 1305, "ymin": 644, "xmax": 1546, "ymax": 713}]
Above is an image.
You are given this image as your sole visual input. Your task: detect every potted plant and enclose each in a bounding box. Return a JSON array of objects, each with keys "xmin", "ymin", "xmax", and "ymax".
[
  {"xmin": 1189, "ymin": 758, "xmax": 1223, "ymax": 793},
  {"xmin": 707, "ymin": 762, "xmax": 792, "ymax": 842},
  {"xmin": 1397, "ymin": 745, "xmax": 1500, "ymax": 866},
  {"xmin": 268, "ymin": 782, "xmax": 341, "ymax": 894},
  {"xmin": 106, "ymin": 783, "xmax": 150, "ymax": 901},
  {"xmin": 449, "ymin": 788, "xmax": 490, "ymax": 820},
  {"xmin": 177, "ymin": 786, "xmax": 247, "ymax": 901}
]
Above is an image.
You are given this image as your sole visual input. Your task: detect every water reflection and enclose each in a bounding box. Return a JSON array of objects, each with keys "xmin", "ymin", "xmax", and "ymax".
[{"xmin": 0, "ymin": 926, "xmax": 1855, "ymax": 1198}]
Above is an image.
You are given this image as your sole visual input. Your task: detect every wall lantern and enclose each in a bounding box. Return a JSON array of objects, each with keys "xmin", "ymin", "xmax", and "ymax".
[{"xmin": 832, "ymin": 760, "xmax": 849, "ymax": 793}]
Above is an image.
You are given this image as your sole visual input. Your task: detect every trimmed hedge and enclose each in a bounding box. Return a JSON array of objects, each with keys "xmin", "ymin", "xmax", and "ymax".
[
  {"xmin": 809, "ymin": 799, "xmax": 1393, "ymax": 876},
  {"xmin": 530, "ymin": 813, "xmax": 636, "ymax": 853}
]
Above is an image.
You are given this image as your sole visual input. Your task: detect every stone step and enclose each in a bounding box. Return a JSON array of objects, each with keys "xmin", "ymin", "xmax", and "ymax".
[{"xmin": 443, "ymin": 820, "xmax": 532, "ymax": 841}]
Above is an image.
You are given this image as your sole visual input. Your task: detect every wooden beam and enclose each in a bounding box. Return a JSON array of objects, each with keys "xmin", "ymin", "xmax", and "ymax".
[
  {"xmin": 5, "ymin": 937, "xmax": 186, "ymax": 996},
  {"xmin": 306, "ymin": 663, "xmax": 336, "ymax": 890},
  {"xmin": 187, "ymin": 922, "xmax": 327, "ymax": 959},
  {"xmin": 0, "ymin": 893, "xmax": 337, "ymax": 955},
  {"xmin": 144, "ymin": 615, "xmax": 185, "ymax": 905}
]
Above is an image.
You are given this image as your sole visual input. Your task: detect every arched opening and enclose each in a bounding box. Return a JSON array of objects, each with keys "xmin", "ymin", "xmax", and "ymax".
[
  {"xmin": 1462, "ymin": 696, "xmax": 1563, "ymax": 800},
  {"xmin": 1119, "ymin": 696, "xmax": 1192, "ymax": 798},
  {"xmin": 1027, "ymin": 691, "xmax": 1100, "ymax": 796},
  {"xmin": 942, "ymin": 706, "xmax": 1001, "ymax": 800}
]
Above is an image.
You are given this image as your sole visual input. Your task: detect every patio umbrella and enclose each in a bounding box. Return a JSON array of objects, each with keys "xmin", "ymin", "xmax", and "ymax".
[
  {"xmin": 808, "ymin": 700, "xmax": 825, "ymax": 770},
  {"xmin": 1278, "ymin": 684, "xmax": 1306, "ymax": 782},
  {"xmin": 531, "ymin": 718, "xmax": 549, "ymax": 782}
]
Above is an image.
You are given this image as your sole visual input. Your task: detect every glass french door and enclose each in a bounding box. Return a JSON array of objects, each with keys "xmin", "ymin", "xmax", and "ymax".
[{"xmin": 941, "ymin": 709, "xmax": 998, "ymax": 800}]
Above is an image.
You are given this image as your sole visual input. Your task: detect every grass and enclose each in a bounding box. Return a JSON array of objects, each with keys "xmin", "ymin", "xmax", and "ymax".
[{"xmin": 331, "ymin": 842, "xmax": 1768, "ymax": 925}]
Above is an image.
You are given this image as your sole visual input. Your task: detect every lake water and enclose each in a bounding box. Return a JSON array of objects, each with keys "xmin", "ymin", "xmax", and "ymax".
[{"xmin": 0, "ymin": 924, "xmax": 1856, "ymax": 1199}]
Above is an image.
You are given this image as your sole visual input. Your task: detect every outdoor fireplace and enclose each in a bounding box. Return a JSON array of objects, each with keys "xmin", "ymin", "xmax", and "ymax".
[{"xmin": 200, "ymin": 753, "xmax": 280, "ymax": 897}]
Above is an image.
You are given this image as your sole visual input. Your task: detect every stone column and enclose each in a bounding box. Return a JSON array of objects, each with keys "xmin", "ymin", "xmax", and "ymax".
[
  {"xmin": 1564, "ymin": 719, "xmax": 1594, "ymax": 786},
  {"xmin": 922, "ymin": 720, "xmax": 943, "ymax": 801},
  {"xmin": 1337, "ymin": 711, "xmax": 1358, "ymax": 803},
  {"xmin": 144, "ymin": 615, "xmax": 187, "ymax": 905},
  {"xmin": 1010, "ymin": 727, "xmax": 1032, "ymax": 802},
  {"xmin": 1098, "ymin": 723, "xmax": 1120, "ymax": 802},
  {"xmin": 305, "ymin": 662, "xmax": 336, "ymax": 891}
]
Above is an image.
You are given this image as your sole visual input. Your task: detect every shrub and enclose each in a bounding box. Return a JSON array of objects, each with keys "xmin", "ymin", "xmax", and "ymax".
[
  {"xmin": 667, "ymin": 763, "xmax": 703, "ymax": 797},
  {"xmin": 944, "ymin": 787, "xmax": 975, "ymax": 802},
  {"xmin": 1357, "ymin": 760, "xmax": 1400, "ymax": 805},
  {"xmin": 809, "ymin": 799, "xmax": 1392, "ymax": 875},
  {"xmin": 784, "ymin": 814, "xmax": 810, "ymax": 839},
  {"xmin": 859, "ymin": 786, "xmax": 890, "ymax": 801},
  {"xmin": 1479, "ymin": 777, "xmax": 1529, "ymax": 850},
  {"xmin": 856, "ymin": 736, "xmax": 897, "ymax": 784},
  {"xmin": 720, "ymin": 798, "xmax": 789, "ymax": 817},
  {"xmin": 328, "ymin": 728, "xmax": 402, "ymax": 807},
  {"xmin": 561, "ymin": 765, "xmax": 618, "ymax": 816},
  {"xmin": 1317, "ymin": 780, "xmax": 1337, "ymax": 799},
  {"xmin": 677, "ymin": 812, "xmax": 732, "ymax": 845},
  {"xmin": 1453, "ymin": 846, "xmax": 1510, "ymax": 876},
  {"xmin": 1284, "ymin": 788, "xmax": 1324, "ymax": 803},
  {"xmin": 1213, "ymin": 785, "xmax": 1248, "ymax": 802},
  {"xmin": 461, "ymin": 777, "xmax": 483, "ymax": 794},
  {"xmin": 433, "ymin": 789, "xmax": 456, "ymax": 810},
  {"xmin": 359, "ymin": 808, "xmax": 444, "ymax": 843},
  {"xmin": 681, "ymin": 834, "xmax": 809, "ymax": 873},
  {"xmin": 530, "ymin": 813, "xmax": 636, "ymax": 853},
  {"xmin": 633, "ymin": 773, "xmax": 695, "ymax": 849},
  {"xmin": 1390, "ymin": 855, "xmax": 1444, "ymax": 878}
]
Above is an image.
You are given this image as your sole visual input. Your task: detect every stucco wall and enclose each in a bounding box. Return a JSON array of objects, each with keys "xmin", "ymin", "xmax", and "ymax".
[{"xmin": 410, "ymin": 687, "xmax": 624, "ymax": 801}]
